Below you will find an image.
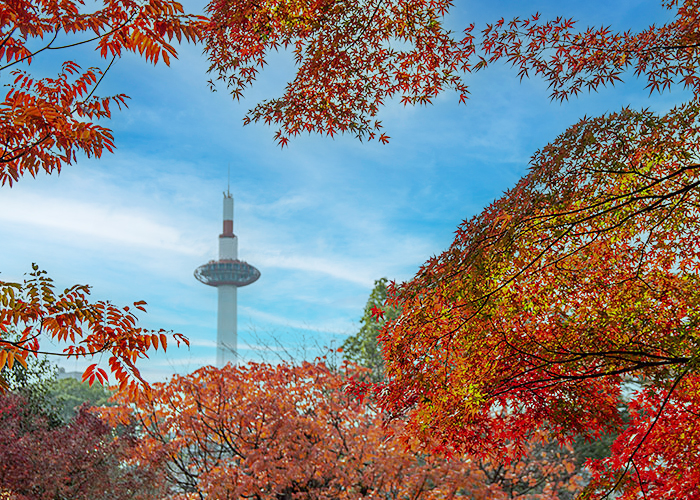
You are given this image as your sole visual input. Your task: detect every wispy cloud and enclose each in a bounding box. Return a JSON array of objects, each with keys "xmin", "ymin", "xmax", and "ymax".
[
  {"xmin": 0, "ymin": 191, "xmax": 204, "ymax": 254},
  {"xmin": 252, "ymin": 253, "xmax": 374, "ymax": 287},
  {"xmin": 240, "ymin": 305, "xmax": 355, "ymax": 335}
]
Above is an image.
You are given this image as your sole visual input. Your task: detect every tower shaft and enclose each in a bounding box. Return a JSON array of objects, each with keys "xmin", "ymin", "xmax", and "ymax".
[{"xmin": 217, "ymin": 193, "xmax": 237, "ymax": 366}]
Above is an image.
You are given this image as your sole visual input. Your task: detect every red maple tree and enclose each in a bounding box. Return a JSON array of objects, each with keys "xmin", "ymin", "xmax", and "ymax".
[
  {"xmin": 374, "ymin": 1, "xmax": 700, "ymax": 494},
  {"xmin": 0, "ymin": 391, "xmax": 165, "ymax": 499}
]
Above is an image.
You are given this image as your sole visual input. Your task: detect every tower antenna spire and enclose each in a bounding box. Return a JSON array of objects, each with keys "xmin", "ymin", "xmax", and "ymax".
[{"xmin": 227, "ymin": 164, "xmax": 231, "ymax": 197}]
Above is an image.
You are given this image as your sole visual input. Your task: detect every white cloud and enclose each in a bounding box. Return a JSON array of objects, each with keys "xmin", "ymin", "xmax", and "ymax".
[
  {"xmin": 253, "ymin": 252, "xmax": 374, "ymax": 287},
  {"xmin": 0, "ymin": 191, "xmax": 206, "ymax": 255}
]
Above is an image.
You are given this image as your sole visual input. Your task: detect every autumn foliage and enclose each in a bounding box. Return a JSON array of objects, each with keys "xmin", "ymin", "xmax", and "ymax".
[
  {"xmin": 376, "ymin": 4, "xmax": 700, "ymax": 494},
  {"xmin": 107, "ymin": 361, "xmax": 580, "ymax": 499},
  {"xmin": 203, "ymin": 0, "xmax": 474, "ymax": 146},
  {"xmin": 0, "ymin": 265, "xmax": 188, "ymax": 396},
  {"xmin": 0, "ymin": 0, "xmax": 203, "ymax": 185},
  {"xmin": 0, "ymin": 391, "xmax": 164, "ymax": 500},
  {"xmin": 1, "ymin": 0, "xmax": 200, "ymax": 393},
  {"xmin": 478, "ymin": 1, "xmax": 700, "ymax": 101},
  {"xmin": 5, "ymin": 0, "xmax": 700, "ymax": 496}
]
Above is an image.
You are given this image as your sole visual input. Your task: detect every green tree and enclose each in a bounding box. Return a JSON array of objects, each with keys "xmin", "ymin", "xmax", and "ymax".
[
  {"xmin": 49, "ymin": 376, "xmax": 114, "ymax": 422},
  {"xmin": 342, "ymin": 278, "xmax": 400, "ymax": 381},
  {"xmin": 4, "ymin": 348, "xmax": 114, "ymax": 422},
  {"xmin": 2, "ymin": 343, "xmax": 63, "ymax": 427}
]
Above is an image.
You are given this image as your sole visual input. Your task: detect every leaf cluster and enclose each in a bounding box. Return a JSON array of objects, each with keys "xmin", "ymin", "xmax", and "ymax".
[
  {"xmin": 479, "ymin": 2, "xmax": 700, "ymax": 102},
  {"xmin": 0, "ymin": 264, "xmax": 189, "ymax": 400},
  {"xmin": 204, "ymin": 0, "xmax": 474, "ymax": 146},
  {"xmin": 0, "ymin": 0, "xmax": 204, "ymax": 184}
]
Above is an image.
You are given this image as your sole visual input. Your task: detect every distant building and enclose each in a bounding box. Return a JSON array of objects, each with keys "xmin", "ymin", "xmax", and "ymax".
[
  {"xmin": 194, "ymin": 190, "xmax": 260, "ymax": 366},
  {"xmin": 57, "ymin": 367, "xmax": 82, "ymax": 380}
]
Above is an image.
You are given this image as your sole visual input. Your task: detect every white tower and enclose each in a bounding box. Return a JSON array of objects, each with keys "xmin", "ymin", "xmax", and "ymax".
[{"xmin": 194, "ymin": 191, "xmax": 260, "ymax": 366}]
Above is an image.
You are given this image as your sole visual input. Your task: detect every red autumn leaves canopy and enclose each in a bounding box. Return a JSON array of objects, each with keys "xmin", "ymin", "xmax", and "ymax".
[{"xmin": 105, "ymin": 361, "xmax": 580, "ymax": 499}]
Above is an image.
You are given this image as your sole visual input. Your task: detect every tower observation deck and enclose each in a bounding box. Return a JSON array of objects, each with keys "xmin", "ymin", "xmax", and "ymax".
[{"xmin": 194, "ymin": 191, "xmax": 260, "ymax": 366}]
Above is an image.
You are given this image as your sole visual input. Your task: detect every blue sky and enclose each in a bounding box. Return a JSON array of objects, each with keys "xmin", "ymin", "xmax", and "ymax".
[{"xmin": 0, "ymin": 0, "xmax": 689, "ymax": 381}]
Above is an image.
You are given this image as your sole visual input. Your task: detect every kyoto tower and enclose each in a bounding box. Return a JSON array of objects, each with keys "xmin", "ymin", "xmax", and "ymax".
[{"xmin": 194, "ymin": 190, "xmax": 260, "ymax": 366}]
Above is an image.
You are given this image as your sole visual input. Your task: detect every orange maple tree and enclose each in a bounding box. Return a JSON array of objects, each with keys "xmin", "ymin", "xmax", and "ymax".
[
  {"xmin": 0, "ymin": 265, "xmax": 188, "ymax": 397},
  {"xmin": 106, "ymin": 361, "xmax": 581, "ymax": 499},
  {"xmin": 0, "ymin": 0, "xmax": 203, "ymax": 185}
]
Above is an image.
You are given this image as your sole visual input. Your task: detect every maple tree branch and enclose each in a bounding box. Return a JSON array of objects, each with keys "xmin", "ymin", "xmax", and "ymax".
[
  {"xmin": 347, "ymin": 0, "xmax": 385, "ymax": 49},
  {"xmin": 631, "ymin": 204, "xmax": 670, "ymax": 283},
  {"xmin": 445, "ymin": 158, "xmax": 672, "ymax": 289},
  {"xmin": 598, "ymin": 369, "xmax": 687, "ymax": 499},
  {"xmin": 411, "ymin": 473, "xmax": 428, "ymax": 500},
  {"xmin": 424, "ymin": 223, "xmax": 590, "ymax": 361},
  {"xmin": 567, "ymin": 36, "xmax": 700, "ymax": 56},
  {"xmin": 150, "ymin": 420, "xmax": 199, "ymax": 489},
  {"xmin": 81, "ymin": 54, "xmax": 118, "ymax": 105},
  {"xmin": 0, "ymin": 28, "xmax": 17, "ymax": 51},
  {"xmin": 46, "ymin": 16, "xmax": 137, "ymax": 51},
  {"xmin": 631, "ymin": 459, "xmax": 649, "ymax": 500},
  {"xmin": 489, "ymin": 25, "xmax": 700, "ymax": 66},
  {"xmin": 0, "ymin": 132, "xmax": 53, "ymax": 164},
  {"xmin": 0, "ymin": 30, "xmax": 59, "ymax": 72},
  {"xmin": 512, "ymin": 464, "xmax": 552, "ymax": 495},
  {"xmin": 487, "ymin": 350, "xmax": 689, "ymax": 399},
  {"xmin": 193, "ymin": 388, "xmax": 244, "ymax": 459},
  {"xmin": 573, "ymin": 178, "xmax": 700, "ymax": 230},
  {"xmin": 521, "ymin": 163, "xmax": 700, "ymax": 228},
  {"xmin": 1, "ymin": 14, "xmax": 136, "ymax": 72},
  {"xmin": 0, "ymin": 333, "xmax": 112, "ymax": 358},
  {"xmin": 580, "ymin": 164, "xmax": 656, "ymax": 180}
]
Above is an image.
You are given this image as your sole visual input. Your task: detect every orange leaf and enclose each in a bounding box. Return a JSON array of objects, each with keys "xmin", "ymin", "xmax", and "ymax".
[{"xmin": 82, "ymin": 363, "xmax": 97, "ymax": 382}]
